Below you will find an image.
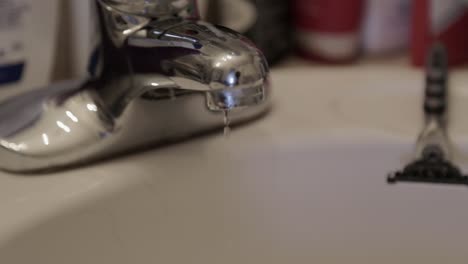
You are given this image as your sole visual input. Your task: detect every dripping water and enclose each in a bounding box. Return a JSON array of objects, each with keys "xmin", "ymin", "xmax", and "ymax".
[{"xmin": 223, "ymin": 110, "xmax": 231, "ymax": 137}]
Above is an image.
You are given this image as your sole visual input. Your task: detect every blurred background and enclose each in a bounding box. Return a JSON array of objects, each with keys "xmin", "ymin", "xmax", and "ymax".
[{"xmin": 197, "ymin": 0, "xmax": 468, "ymax": 67}]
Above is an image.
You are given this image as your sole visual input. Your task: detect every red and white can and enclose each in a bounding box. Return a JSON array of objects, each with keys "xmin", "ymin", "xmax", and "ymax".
[{"xmin": 293, "ymin": 0, "xmax": 365, "ymax": 63}]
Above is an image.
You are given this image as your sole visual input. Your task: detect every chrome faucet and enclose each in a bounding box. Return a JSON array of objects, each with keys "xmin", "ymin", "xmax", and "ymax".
[{"xmin": 0, "ymin": 0, "xmax": 271, "ymax": 172}]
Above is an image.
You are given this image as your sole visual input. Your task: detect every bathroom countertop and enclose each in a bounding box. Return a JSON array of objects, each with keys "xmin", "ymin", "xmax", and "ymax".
[{"xmin": 1, "ymin": 56, "xmax": 468, "ymax": 247}]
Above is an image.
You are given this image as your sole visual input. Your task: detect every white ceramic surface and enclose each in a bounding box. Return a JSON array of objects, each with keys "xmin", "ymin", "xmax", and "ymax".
[{"xmin": 2, "ymin": 58, "xmax": 468, "ymax": 263}]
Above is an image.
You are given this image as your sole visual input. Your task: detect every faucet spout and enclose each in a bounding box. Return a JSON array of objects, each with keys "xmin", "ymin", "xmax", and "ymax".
[
  {"xmin": 97, "ymin": 14, "xmax": 270, "ymax": 116},
  {"xmin": 124, "ymin": 17, "xmax": 269, "ymax": 110}
]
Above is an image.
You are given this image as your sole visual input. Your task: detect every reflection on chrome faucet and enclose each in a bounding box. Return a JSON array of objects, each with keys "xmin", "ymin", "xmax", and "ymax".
[{"xmin": 0, "ymin": 0, "xmax": 271, "ymax": 172}]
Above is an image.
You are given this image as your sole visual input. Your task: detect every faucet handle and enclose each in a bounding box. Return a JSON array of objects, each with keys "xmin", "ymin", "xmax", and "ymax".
[
  {"xmin": 97, "ymin": 0, "xmax": 199, "ymax": 47},
  {"xmin": 99, "ymin": 0, "xmax": 199, "ymax": 18}
]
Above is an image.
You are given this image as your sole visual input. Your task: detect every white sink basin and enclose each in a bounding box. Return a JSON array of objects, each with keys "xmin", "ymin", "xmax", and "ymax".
[{"xmin": 2, "ymin": 58, "xmax": 468, "ymax": 263}]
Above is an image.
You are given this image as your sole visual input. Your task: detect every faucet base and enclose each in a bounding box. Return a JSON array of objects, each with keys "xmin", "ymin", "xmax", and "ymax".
[{"xmin": 0, "ymin": 82, "xmax": 271, "ymax": 173}]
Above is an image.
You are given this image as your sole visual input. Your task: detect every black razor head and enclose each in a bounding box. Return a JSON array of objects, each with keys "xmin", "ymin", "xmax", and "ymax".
[{"xmin": 388, "ymin": 146, "xmax": 468, "ymax": 186}]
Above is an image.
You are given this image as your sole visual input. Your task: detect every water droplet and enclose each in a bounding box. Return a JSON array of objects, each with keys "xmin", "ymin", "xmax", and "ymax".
[
  {"xmin": 224, "ymin": 126, "xmax": 231, "ymax": 137},
  {"xmin": 223, "ymin": 110, "xmax": 231, "ymax": 138}
]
